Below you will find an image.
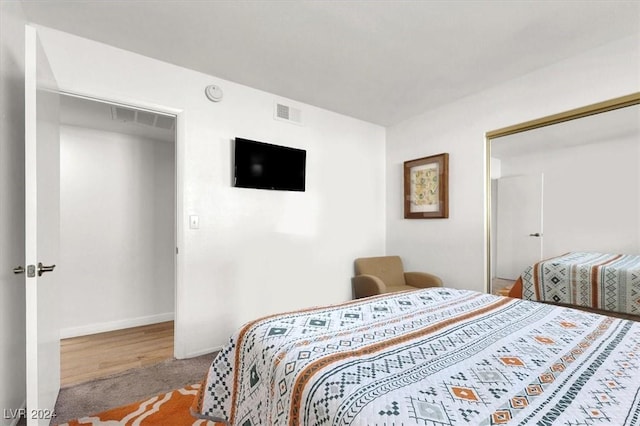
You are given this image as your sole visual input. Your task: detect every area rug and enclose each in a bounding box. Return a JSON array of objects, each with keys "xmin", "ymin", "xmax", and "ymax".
[{"xmin": 56, "ymin": 383, "xmax": 217, "ymax": 425}]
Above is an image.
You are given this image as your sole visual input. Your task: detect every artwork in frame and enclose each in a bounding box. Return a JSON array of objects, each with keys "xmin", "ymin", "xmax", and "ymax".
[{"xmin": 404, "ymin": 153, "xmax": 449, "ymax": 219}]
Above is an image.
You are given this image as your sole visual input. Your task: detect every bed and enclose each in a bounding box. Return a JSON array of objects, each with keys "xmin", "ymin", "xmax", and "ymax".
[
  {"xmin": 508, "ymin": 252, "xmax": 640, "ymax": 317},
  {"xmin": 192, "ymin": 287, "xmax": 640, "ymax": 425}
]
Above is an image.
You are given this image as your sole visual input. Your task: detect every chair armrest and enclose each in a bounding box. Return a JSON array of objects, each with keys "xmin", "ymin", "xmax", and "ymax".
[
  {"xmin": 404, "ymin": 272, "xmax": 443, "ymax": 288},
  {"xmin": 352, "ymin": 274, "xmax": 386, "ymax": 299}
]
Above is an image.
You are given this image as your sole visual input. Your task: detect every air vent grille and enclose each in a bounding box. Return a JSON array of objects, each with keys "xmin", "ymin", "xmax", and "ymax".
[
  {"xmin": 275, "ymin": 102, "xmax": 302, "ymax": 125},
  {"xmin": 113, "ymin": 106, "xmax": 135, "ymax": 122},
  {"xmin": 155, "ymin": 115, "xmax": 176, "ymax": 130},
  {"xmin": 110, "ymin": 106, "xmax": 175, "ymax": 130},
  {"xmin": 277, "ymin": 103, "xmax": 290, "ymax": 120},
  {"xmin": 136, "ymin": 110, "xmax": 156, "ymax": 126}
]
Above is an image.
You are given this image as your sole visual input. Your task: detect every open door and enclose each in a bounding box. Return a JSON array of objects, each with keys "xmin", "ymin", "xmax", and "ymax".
[
  {"xmin": 495, "ymin": 173, "xmax": 544, "ymax": 280},
  {"xmin": 23, "ymin": 25, "xmax": 61, "ymax": 424}
]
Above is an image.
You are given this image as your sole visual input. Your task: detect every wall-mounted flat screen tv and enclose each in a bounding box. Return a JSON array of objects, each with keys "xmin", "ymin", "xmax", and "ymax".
[{"xmin": 233, "ymin": 138, "xmax": 306, "ymax": 192}]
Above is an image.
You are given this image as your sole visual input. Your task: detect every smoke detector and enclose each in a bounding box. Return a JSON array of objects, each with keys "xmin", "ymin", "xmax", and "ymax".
[{"xmin": 205, "ymin": 85, "xmax": 223, "ymax": 102}]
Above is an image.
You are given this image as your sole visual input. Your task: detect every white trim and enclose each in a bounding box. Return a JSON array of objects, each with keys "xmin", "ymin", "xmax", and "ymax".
[
  {"xmin": 173, "ymin": 111, "xmax": 186, "ymax": 359},
  {"xmin": 57, "ymin": 89, "xmax": 183, "ymax": 116},
  {"xmin": 59, "ymin": 312, "xmax": 175, "ymax": 339},
  {"xmin": 59, "ymin": 90, "xmax": 179, "ymax": 117},
  {"xmin": 183, "ymin": 345, "xmax": 223, "ymax": 359}
]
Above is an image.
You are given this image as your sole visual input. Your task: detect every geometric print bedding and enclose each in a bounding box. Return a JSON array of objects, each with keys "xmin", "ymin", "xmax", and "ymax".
[
  {"xmin": 192, "ymin": 288, "xmax": 640, "ymax": 425},
  {"xmin": 520, "ymin": 251, "xmax": 640, "ymax": 316}
]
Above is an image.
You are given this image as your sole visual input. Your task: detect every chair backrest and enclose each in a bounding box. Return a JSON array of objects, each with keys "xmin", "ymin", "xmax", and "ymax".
[{"xmin": 354, "ymin": 256, "xmax": 406, "ymax": 287}]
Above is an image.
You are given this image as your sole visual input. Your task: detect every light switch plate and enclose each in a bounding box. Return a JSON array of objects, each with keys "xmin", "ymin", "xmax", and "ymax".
[{"xmin": 189, "ymin": 215, "xmax": 199, "ymax": 229}]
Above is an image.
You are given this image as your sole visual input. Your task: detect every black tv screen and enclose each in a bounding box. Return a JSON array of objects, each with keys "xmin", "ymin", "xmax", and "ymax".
[{"xmin": 233, "ymin": 138, "xmax": 306, "ymax": 191}]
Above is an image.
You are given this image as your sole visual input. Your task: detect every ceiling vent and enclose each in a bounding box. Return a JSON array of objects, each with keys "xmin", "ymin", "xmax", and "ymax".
[
  {"xmin": 112, "ymin": 106, "xmax": 136, "ymax": 122},
  {"xmin": 155, "ymin": 115, "xmax": 176, "ymax": 130},
  {"xmin": 274, "ymin": 102, "xmax": 302, "ymax": 125},
  {"xmin": 111, "ymin": 105, "xmax": 175, "ymax": 130}
]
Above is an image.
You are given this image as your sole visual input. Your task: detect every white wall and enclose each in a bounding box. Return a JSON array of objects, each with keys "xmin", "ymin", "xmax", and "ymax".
[
  {"xmin": 386, "ymin": 35, "xmax": 640, "ymax": 292},
  {"xmin": 59, "ymin": 125, "xmax": 175, "ymax": 337},
  {"xmin": 500, "ymin": 135, "xmax": 639, "ymax": 258},
  {"xmin": 0, "ymin": 2, "xmax": 27, "ymax": 423},
  {"xmin": 36, "ymin": 27, "xmax": 386, "ymax": 356}
]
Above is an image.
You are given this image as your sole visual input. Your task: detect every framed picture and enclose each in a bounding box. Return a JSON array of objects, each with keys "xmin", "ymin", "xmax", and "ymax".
[{"xmin": 404, "ymin": 153, "xmax": 449, "ymax": 219}]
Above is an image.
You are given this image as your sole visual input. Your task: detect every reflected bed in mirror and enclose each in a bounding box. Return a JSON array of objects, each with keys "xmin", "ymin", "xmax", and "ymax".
[{"xmin": 485, "ymin": 93, "xmax": 640, "ymax": 317}]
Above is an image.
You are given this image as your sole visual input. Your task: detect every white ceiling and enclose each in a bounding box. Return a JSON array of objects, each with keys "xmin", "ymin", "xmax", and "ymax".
[{"xmin": 21, "ymin": 1, "xmax": 640, "ymax": 126}]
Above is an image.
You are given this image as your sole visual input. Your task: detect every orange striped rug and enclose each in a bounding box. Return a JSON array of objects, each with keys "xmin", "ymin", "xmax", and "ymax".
[{"xmin": 57, "ymin": 383, "xmax": 218, "ymax": 426}]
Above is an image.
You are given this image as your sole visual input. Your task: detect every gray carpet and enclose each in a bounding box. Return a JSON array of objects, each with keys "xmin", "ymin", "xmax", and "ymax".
[{"xmin": 49, "ymin": 352, "xmax": 216, "ymax": 425}]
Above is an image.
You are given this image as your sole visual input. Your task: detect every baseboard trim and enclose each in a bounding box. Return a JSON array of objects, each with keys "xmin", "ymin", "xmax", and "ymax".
[
  {"xmin": 182, "ymin": 345, "xmax": 223, "ymax": 359},
  {"xmin": 60, "ymin": 312, "xmax": 175, "ymax": 339}
]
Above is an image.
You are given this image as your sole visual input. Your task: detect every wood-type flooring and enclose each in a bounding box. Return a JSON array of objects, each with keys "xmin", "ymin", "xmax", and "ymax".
[{"xmin": 60, "ymin": 321, "xmax": 174, "ymax": 387}]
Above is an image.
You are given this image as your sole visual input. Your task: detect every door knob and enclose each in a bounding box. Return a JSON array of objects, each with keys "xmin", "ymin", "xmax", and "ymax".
[
  {"xmin": 529, "ymin": 233, "xmax": 542, "ymax": 237},
  {"xmin": 13, "ymin": 266, "xmax": 25, "ymax": 274},
  {"xmin": 37, "ymin": 262, "xmax": 56, "ymax": 276}
]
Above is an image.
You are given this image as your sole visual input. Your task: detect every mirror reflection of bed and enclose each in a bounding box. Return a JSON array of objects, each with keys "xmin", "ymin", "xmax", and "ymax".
[{"xmin": 487, "ymin": 93, "xmax": 640, "ymax": 319}]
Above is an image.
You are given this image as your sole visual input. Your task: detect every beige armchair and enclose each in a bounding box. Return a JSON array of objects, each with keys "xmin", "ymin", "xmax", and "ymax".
[{"xmin": 352, "ymin": 256, "xmax": 443, "ymax": 299}]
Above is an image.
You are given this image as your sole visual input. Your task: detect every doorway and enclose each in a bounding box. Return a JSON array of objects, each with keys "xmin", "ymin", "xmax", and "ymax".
[
  {"xmin": 57, "ymin": 94, "xmax": 177, "ymax": 385},
  {"xmin": 495, "ymin": 174, "xmax": 543, "ymax": 277},
  {"xmin": 490, "ymin": 173, "xmax": 544, "ymax": 296}
]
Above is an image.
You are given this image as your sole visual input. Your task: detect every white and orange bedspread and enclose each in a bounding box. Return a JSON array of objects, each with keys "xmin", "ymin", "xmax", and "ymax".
[
  {"xmin": 511, "ymin": 252, "xmax": 640, "ymax": 316},
  {"xmin": 192, "ymin": 288, "xmax": 640, "ymax": 425}
]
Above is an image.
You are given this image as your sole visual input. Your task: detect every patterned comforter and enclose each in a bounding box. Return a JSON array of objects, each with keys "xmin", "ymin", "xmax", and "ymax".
[
  {"xmin": 516, "ymin": 252, "xmax": 640, "ymax": 316},
  {"xmin": 192, "ymin": 288, "xmax": 640, "ymax": 425}
]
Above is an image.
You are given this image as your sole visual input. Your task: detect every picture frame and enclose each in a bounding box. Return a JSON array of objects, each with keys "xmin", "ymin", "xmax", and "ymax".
[{"xmin": 404, "ymin": 153, "xmax": 449, "ymax": 219}]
